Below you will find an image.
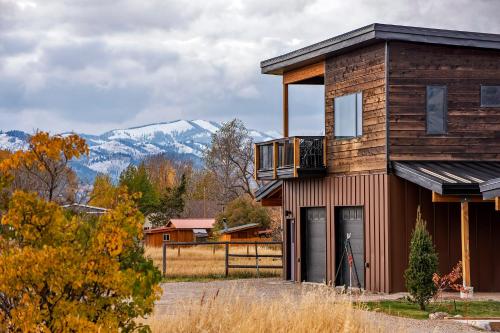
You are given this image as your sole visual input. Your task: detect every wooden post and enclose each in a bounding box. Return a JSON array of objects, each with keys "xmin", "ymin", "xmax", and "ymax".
[
  {"xmin": 273, "ymin": 141, "xmax": 278, "ymax": 179},
  {"xmin": 253, "ymin": 143, "xmax": 259, "ymax": 180},
  {"xmin": 162, "ymin": 242, "xmax": 167, "ymax": 277},
  {"xmin": 225, "ymin": 242, "xmax": 229, "ymax": 277},
  {"xmin": 461, "ymin": 201, "xmax": 471, "ymax": 289},
  {"xmin": 283, "ymin": 83, "xmax": 289, "ymax": 138},
  {"xmin": 178, "ymin": 246, "xmax": 181, "ymax": 257},
  {"xmin": 255, "ymin": 242, "xmax": 260, "ymax": 278}
]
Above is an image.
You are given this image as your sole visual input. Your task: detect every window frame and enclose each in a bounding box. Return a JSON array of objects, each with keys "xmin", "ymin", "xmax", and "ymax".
[
  {"xmin": 480, "ymin": 85, "xmax": 500, "ymax": 107},
  {"xmin": 334, "ymin": 91, "xmax": 363, "ymax": 139},
  {"xmin": 425, "ymin": 85, "xmax": 448, "ymax": 135},
  {"xmin": 163, "ymin": 233, "xmax": 170, "ymax": 242}
]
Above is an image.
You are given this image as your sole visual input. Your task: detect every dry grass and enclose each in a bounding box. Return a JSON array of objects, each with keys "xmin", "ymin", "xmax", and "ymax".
[
  {"xmin": 145, "ymin": 287, "xmax": 384, "ymax": 333},
  {"xmin": 145, "ymin": 245, "xmax": 282, "ymax": 279}
]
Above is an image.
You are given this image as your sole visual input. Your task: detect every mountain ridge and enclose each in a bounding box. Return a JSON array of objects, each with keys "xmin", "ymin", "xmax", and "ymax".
[{"xmin": 0, "ymin": 120, "xmax": 277, "ymax": 183}]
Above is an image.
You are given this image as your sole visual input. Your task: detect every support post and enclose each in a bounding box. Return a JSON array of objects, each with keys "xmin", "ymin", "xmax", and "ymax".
[
  {"xmin": 461, "ymin": 201, "xmax": 473, "ymax": 298},
  {"xmin": 225, "ymin": 242, "xmax": 229, "ymax": 277},
  {"xmin": 253, "ymin": 143, "xmax": 259, "ymax": 180},
  {"xmin": 273, "ymin": 141, "xmax": 278, "ymax": 179},
  {"xmin": 255, "ymin": 242, "xmax": 260, "ymax": 278},
  {"xmin": 293, "ymin": 137, "xmax": 300, "ymax": 177},
  {"xmin": 283, "ymin": 83, "xmax": 289, "ymax": 138},
  {"xmin": 162, "ymin": 242, "xmax": 167, "ymax": 277}
]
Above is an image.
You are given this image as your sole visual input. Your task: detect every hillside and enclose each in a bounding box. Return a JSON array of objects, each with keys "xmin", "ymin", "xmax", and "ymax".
[{"xmin": 0, "ymin": 120, "xmax": 276, "ymax": 182}]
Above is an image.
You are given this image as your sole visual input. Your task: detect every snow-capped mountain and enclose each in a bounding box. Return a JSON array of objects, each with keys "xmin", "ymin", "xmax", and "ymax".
[{"xmin": 0, "ymin": 120, "xmax": 277, "ymax": 182}]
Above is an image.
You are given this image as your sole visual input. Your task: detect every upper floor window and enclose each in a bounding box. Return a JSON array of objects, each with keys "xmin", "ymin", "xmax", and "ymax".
[
  {"xmin": 334, "ymin": 92, "xmax": 362, "ymax": 138},
  {"xmin": 426, "ymin": 86, "xmax": 447, "ymax": 135},
  {"xmin": 481, "ymin": 85, "xmax": 500, "ymax": 107},
  {"xmin": 163, "ymin": 233, "xmax": 170, "ymax": 241}
]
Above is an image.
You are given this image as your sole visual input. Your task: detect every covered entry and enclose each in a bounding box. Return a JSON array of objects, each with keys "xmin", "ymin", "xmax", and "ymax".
[
  {"xmin": 393, "ymin": 161, "xmax": 500, "ymax": 292},
  {"xmin": 301, "ymin": 207, "xmax": 326, "ymax": 283},
  {"xmin": 335, "ymin": 207, "xmax": 364, "ymax": 288}
]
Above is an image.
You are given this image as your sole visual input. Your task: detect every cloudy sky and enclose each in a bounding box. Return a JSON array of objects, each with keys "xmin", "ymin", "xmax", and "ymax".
[{"xmin": 1, "ymin": 0, "xmax": 500, "ymax": 135}]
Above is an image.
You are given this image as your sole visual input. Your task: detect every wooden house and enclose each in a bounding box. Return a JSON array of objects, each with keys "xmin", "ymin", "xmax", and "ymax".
[
  {"xmin": 254, "ymin": 24, "xmax": 500, "ymax": 293},
  {"xmin": 219, "ymin": 223, "xmax": 272, "ymax": 242},
  {"xmin": 144, "ymin": 218, "xmax": 215, "ymax": 247}
]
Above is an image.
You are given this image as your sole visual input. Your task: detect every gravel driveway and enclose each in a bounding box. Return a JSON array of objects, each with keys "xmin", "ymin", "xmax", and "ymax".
[{"xmin": 155, "ymin": 278, "xmax": 479, "ymax": 333}]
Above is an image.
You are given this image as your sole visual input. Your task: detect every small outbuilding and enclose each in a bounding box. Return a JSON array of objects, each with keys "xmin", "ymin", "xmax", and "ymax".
[
  {"xmin": 143, "ymin": 218, "xmax": 215, "ymax": 247},
  {"xmin": 219, "ymin": 223, "xmax": 272, "ymax": 242}
]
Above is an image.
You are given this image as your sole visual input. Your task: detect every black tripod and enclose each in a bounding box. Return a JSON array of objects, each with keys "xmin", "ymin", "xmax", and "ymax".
[{"xmin": 334, "ymin": 233, "xmax": 362, "ymax": 290}]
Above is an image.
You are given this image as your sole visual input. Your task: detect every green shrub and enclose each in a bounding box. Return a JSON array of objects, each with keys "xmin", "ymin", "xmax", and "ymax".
[
  {"xmin": 404, "ymin": 206, "xmax": 439, "ymax": 310},
  {"xmin": 215, "ymin": 196, "xmax": 270, "ymax": 231}
]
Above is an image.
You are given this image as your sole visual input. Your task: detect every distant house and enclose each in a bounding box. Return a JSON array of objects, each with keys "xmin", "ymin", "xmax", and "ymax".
[
  {"xmin": 62, "ymin": 203, "xmax": 108, "ymax": 215},
  {"xmin": 218, "ymin": 223, "xmax": 272, "ymax": 242},
  {"xmin": 143, "ymin": 218, "xmax": 215, "ymax": 247}
]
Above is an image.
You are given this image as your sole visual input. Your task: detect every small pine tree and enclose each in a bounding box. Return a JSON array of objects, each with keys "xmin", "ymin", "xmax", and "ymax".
[
  {"xmin": 404, "ymin": 206, "xmax": 439, "ymax": 310},
  {"xmin": 148, "ymin": 174, "xmax": 187, "ymax": 227}
]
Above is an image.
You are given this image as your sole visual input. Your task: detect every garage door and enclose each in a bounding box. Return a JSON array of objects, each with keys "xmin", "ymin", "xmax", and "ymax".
[
  {"xmin": 336, "ymin": 207, "xmax": 364, "ymax": 288},
  {"xmin": 305, "ymin": 207, "xmax": 326, "ymax": 283}
]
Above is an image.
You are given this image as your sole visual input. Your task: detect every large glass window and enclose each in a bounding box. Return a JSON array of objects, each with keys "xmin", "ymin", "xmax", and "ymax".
[
  {"xmin": 481, "ymin": 85, "xmax": 500, "ymax": 107},
  {"xmin": 426, "ymin": 86, "xmax": 447, "ymax": 135},
  {"xmin": 334, "ymin": 92, "xmax": 362, "ymax": 138}
]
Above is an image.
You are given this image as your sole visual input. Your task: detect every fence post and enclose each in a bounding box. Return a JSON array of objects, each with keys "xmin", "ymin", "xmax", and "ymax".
[
  {"xmin": 225, "ymin": 242, "xmax": 229, "ymax": 277},
  {"xmin": 178, "ymin": 246, "xmax": 181, "ymax": 257},
  {"xmin": 162, "ymin": 242, "xmax": 167, "ymax": 277},
  {"xmin": 255, "ymin": 241, "xmax": 259, "ymax": 278}
]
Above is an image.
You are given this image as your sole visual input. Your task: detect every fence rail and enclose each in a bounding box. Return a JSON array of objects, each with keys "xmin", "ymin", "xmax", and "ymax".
[{"xmin": 162, "ymin": 241, "xmax": 283, "ymax": 277}]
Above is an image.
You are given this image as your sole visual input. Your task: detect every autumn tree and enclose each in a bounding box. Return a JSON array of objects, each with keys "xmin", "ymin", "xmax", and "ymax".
[
  {"xmin": 143, "ymin": 155, "xmax": 177, "ymax": 195},
  {"xmin": 119, "ymin": 163, "xmax": 159, "ymax": 214},
  {"xmin": 148, "ymin": 174, "xmax": 187, "ymax": 227},
  {"xmin": 0, "ymin": 133, "xmax": 161, "ymax": 332},
  {"xmin": 88, "ymin": 174, "xmax": 121, "ymax": 209},
  {"xmin": 204, "ymin": 119, "xmax": 258, "ymax": 205},
  {"xmin": 0, "ymin": 132, "xmax": 87, "ymax": 203},
  {"xmin": 214, "ymin": 196, "xmax": 270, "ymax": 231}
]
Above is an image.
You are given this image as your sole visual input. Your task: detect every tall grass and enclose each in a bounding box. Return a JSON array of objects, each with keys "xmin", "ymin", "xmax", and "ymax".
[
  {"xmin": 146, "ymin": 287, "xmax": 383, "ymax": 333},
  {"xmin": 145, "ymin": 245, "xmax": 282, "ymax": 279}
]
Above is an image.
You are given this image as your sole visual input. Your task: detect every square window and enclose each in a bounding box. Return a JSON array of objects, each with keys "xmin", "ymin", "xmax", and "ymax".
[
  {"xmin": 426, "ymin": 86, "xmax": 447, "ymax": 135},
  {"xmin": 334, "ymin": 92, "xmax": 363, "ymax": 138},
  {"xmin": 481, "ymin": 85, "xmax": 500, "ymax": 107},
  {"xmin": 163, "ymin": 234, "xmax": 170, "ymax": 241}
]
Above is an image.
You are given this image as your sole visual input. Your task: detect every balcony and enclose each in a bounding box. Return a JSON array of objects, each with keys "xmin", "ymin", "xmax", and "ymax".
[{"xmin": 254, "ymin": 136, "xmax": 327, "ymax": 180}]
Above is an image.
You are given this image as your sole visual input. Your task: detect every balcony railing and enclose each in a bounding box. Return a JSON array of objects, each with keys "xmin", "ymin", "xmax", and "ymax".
[{"xmin": 254, "ymin": 136, "xmax": 327, "ymax": 180}]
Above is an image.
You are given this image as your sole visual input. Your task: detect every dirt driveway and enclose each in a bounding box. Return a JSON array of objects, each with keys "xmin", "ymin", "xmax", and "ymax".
[{"xmin": 154, "ymin": 278, "xmax": 478, "ymax": 333}]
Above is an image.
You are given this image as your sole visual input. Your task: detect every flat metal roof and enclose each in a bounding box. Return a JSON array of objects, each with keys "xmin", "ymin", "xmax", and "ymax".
[
  {"xmin": 392, "ymin": 161, "xmax": 500, "ymax": 197},
  {"xmin": 261, "ymin": 23, "xmax": 500, "ymax": 74}
]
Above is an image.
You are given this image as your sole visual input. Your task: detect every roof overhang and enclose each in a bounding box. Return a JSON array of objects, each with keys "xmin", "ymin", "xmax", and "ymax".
[
  {"xmin": 392, "ymin": 161, "xmax": 500, "ymax": 198},
  {"xmin": 261, "ymin": 23, "xmax": 500, "ymax": 75},
  {"xmin": 255, "ymin": 180, "xmax": 283, "ymax": 206}
]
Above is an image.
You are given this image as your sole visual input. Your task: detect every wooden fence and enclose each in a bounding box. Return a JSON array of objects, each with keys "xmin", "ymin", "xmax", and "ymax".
[{"xmin": 162, "ymin": 241, "xmax": 283, "ymax": 277}]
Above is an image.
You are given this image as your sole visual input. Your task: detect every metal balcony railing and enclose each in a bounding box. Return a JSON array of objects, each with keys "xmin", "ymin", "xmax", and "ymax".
[{"xmin": 254, "ymin": 136, "xmax": 326, "ymax": 180}]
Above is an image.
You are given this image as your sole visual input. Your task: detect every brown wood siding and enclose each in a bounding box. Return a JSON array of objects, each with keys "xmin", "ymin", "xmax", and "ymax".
[
  {"xmin": 389, "ymin": 175, "xmax": 500, "ymax": 292},
  {"xmin": 325, "ymin": 43, "xmax": 387, "ymax": 174},
  {"xmin": 388, "ymin": 41, "xmax": 500, "ymax": 161},
  {"xmin": 144, "ymin": 229, "xmax": 196, "ymax": 247},
  {"xmin": 282, "ymin": 174, "xmax": 390, "ymax": 292}
]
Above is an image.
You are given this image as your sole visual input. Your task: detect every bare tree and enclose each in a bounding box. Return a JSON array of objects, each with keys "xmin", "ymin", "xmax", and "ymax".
[{"xmin": 204, "ymin": 119, "xmax": 260, "ymax": 205}]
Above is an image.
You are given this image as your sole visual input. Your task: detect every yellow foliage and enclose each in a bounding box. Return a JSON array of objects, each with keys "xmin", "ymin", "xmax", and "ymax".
[
  {"xmin": 0, "ymin": 131, "xmax": 88, "ymax": 202},
  {"xmin": 88, "ymin": 174, "xmax": 123, "ymax": 209},
  {"xmin": 0, "ymin": 132, "xmax": 161, "ymax": 332}
]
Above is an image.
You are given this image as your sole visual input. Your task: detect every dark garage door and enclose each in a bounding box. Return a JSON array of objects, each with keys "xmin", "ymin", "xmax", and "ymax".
[
  {"xmin": 304, "ymin": 207, "xmax": 326, "ymax": 283},
  {"xmin": 336, "ymin": 207, "xmax": 364, "ymax": 288}
]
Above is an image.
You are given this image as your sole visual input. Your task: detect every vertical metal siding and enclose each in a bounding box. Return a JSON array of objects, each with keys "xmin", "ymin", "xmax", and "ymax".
[{"xmin": 283, "ymin": 173, "xmax": 390, "ymax": 292}]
